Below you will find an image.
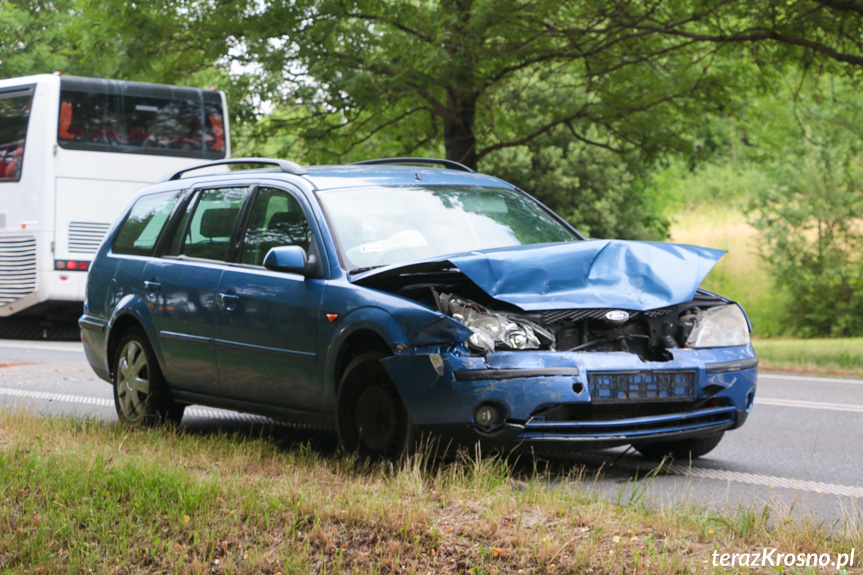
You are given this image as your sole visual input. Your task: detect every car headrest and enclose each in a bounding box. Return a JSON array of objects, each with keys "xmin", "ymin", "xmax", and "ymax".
[{"xmin": 200, "ymin": 207, "xmax": 239, "ymax": 239}]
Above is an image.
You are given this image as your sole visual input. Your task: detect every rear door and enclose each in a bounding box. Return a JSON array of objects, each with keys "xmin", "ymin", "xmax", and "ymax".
[
  {"xmin": 144, "ymin": 185, "xmax": 249, "ymax": 396},
  {"xmin": 214, "ymin": 185, "xmax": 326, "ymax": 413}
]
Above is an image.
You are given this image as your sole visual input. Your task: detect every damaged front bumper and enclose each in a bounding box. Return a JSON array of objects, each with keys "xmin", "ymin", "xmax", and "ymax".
[{"xmin": 381, "ymin": 344, "xmax": 757, "ymax": 452}]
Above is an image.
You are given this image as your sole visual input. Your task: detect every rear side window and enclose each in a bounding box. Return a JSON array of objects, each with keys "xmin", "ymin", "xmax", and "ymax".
[
  {"xmin": 113, "ymin": 191, "xmax": 182, "ymax": 255},
  {"xmin": 0, "ymin": 86, "xmax": 34, "ymax": 183},
  {"xmin": 174, "ymin": 187, "xmax": 248, "ymax": 261}
]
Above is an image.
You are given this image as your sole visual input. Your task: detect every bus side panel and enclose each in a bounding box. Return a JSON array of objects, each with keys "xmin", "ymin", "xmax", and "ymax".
[
  {"xmin": 48, "ymin": 176, "xmax": 149, "ymax": 304},
  {"xmin": 0, "ymin": 76, "xmax": 58, "ymax": 317}
]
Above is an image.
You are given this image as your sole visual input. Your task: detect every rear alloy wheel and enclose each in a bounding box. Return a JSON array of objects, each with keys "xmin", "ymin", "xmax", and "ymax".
[
  {"xmin": 113, "ymin": 327, "xmax": 184, "ymax": 426},
  {"xmin": 634, "ymin": 431, "xmax": 725, "ymax": 460},
  {"xmin": 337, "ymin": 353, "xmax": 414, "ymax": 459}
]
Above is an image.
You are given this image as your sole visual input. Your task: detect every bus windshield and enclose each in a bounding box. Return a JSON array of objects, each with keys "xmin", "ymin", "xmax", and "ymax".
[{"xmin": 57, "ymin": 77, "xmax": 226, "ymax": 160}]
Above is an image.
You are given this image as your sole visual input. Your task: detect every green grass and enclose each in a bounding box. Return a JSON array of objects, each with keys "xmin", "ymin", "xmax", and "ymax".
[
  {"xmin": 1, "ymin": 410, "xmax": 861, "ymax": 574},
  {"xmin": 754, "ymin": 338, "xmax": 863, "ymax": 376}
]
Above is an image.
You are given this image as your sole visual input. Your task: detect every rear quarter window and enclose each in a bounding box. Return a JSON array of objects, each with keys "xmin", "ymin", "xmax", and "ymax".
[{"xmin": 113, "ymin": 191, "xmax": 182, "ymax": 255}]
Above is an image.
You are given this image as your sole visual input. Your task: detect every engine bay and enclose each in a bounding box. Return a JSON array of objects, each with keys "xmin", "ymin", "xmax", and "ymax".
[{"xmin": 357, "ymin": 265, "xmax": 731, "ymax": 361}]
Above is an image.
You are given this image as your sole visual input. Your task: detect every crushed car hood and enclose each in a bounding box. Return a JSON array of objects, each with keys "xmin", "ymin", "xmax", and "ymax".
[{"xmin": 353, "ymin": 240, "xmax": 725, "ymax": 311}]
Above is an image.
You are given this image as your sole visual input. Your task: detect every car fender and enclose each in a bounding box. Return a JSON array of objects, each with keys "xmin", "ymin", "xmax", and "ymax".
[
  {"xmin": 323, "ymin": 305, "xmax": 410, "ymax": 388},
  {"xmin": 322, "ymin": 304, "xmax": 470, "ymax": 388},
  {"xmin": 106, "ymin": 294, "xmax": 166, "ymax": 375}
]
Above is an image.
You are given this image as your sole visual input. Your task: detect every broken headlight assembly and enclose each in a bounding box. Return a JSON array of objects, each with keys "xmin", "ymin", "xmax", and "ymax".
[
  {"xmin": 434, "ymin": 290, "xmax": 554, "ymax": 354},
  {"xmin": 684, "ymin": 304, "xmax": 751, "ymax": 348}
]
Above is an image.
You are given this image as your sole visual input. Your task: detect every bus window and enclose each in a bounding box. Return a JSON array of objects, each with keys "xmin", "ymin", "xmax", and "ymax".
[
  {"xmin": 57, "ymin": 79, "xmax": 226, "ymax": 160},
  {"xmin": 0, "ymin": 87, "xmax": 33, "ymax": 182}
]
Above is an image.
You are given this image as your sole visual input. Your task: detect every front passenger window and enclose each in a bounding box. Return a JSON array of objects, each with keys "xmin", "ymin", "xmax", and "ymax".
[
  {"xmin": 241, "ymin": 187, "xmax": 313, "ymax": 266},
  {"xmin": 178, "ymin": 187, "xmax": 248, "ymax": 261}
]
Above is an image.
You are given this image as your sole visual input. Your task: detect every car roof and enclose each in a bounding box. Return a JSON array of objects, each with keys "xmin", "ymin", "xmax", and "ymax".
[
  {"xmin": 157, "ymin": 157, "xmax": 516, "ymax": 192},
  {"xmin": 302, "ymin": 165, "xmax": 513, "ymax": 191}
]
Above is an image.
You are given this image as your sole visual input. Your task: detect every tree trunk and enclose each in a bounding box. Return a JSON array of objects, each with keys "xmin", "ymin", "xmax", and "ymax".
[
  {"xmin": 444, "ymin": 90, "xmax": 479, "ymax": 171},
  {"xmin": 440, "ymin": 0, "xmax": 479, "ymax": 171}
]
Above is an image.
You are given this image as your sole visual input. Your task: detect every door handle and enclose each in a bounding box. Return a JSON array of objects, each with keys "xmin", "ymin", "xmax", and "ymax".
[
  {"xmin": 219, "ymin": 292, "xmax": 239, "ymax": 311},
  {"xmin": 143, "ymin": 280, "xmax": 161, "ymax": 298}
]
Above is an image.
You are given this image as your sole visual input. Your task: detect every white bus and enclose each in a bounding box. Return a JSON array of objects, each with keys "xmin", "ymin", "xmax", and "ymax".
[{"xmin": 0, "ymin": 73, "xmax": 230, "ymax": 330}]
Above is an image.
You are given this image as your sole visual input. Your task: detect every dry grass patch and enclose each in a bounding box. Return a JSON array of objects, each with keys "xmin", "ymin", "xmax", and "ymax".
[{"xmin": 1, "ymin": 409, "xmax": 860, "ymax": 574}]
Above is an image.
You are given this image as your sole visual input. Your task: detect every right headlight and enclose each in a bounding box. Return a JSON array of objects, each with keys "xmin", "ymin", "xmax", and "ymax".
[{"xmin": 686, "ymin": 304, "xmax": 751, "ymax": 348}]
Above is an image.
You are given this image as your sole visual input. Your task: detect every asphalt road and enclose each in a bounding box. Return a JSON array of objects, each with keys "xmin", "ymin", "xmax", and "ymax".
[{"xmin": 1, "ymin": 339, "xmax": 861, "ymax": 527}]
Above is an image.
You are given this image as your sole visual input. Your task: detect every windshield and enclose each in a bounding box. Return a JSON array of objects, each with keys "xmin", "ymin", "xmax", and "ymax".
[{"xmin": 317, "ymin": 185, "xmax": 578, "ymax": 270}]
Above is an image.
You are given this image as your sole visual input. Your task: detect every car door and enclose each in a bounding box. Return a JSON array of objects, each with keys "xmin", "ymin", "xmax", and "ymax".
[
  {"xmin": 214, "ymin": 185, "xmax": 326, "ymax": 414},
  {"xmin": 143, "ymin": 185, "xmax": 249, "ymax": 397}
]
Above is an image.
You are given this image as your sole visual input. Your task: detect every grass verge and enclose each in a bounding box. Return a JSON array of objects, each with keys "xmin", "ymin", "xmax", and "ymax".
[
  {"xmin": 754, "ymin": 338, "xmax": 863, "ymax": 377},
  {"xmin": 1, "ymin": 410, "xmax": 861, "ymax": 574}
]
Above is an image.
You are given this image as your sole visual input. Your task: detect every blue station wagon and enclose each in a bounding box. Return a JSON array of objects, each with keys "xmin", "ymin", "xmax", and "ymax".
[{"xmin": 80, "ymin": 158, "xmax": 758, "ymax": 459}]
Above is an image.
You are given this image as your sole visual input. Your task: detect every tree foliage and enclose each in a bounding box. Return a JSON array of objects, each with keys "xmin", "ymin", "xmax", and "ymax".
[
  {"xmin": 748, "ymin": 76, "xmax": 863, "ymax": 336},
  {"xmin": 1, "ymin": 0, "xmax": 257, "ymax": 124},
  {"xmin": 0, "ymin": 0, "xmax": 76, "ymax": 77},
  {"xmin": 244, "ymin": 0, "xmax": 759, "ymax": 171},
  {"xmin": 5, "ymin": 0, "xmax": 863, "ymax": 266},
  {"xmin": 627, "ymin": 0, "xmax": 863, "ymax": 70},
  {"xmin": 483, "ymin": 127, "xmax": 670, "ymax": 240}
]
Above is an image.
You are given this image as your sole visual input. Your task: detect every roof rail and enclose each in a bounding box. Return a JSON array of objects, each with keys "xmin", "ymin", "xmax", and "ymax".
[
  {"xmin": 163, "ymin": 158, "xmax": 308, "ymax": 182},
  {"xmin": 352, "ymin": 157, "xmax": 475, "ymax": 173}
]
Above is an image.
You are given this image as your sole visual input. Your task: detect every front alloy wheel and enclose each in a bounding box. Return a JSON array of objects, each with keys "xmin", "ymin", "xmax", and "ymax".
[{"xmin": 113, "ymin": 328, "xmax": 184, "ymax": 426}]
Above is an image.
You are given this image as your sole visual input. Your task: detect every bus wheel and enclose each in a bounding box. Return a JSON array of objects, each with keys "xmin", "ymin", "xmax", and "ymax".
[{"xmin": 113, "ymin": 327, "xmax": 184, "ymax": 426}]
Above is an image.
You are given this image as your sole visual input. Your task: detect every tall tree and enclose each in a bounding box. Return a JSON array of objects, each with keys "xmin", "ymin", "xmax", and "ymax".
[{"xmin": 244, "ymin": 0, "xmax": 759, "ymax": 171}]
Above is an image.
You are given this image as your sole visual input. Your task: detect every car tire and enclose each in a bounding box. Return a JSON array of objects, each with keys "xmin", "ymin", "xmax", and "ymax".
[
  {"xmin": 336, "ymin": 352, "xmax": 415, "ymax": 459},
  {"xmin": 633, "ymin": 431, "xmax": 724, "ymax": 460},
  {"xmin": 113, "ymin": 327, "xmax": 185, "ymax": 426}
]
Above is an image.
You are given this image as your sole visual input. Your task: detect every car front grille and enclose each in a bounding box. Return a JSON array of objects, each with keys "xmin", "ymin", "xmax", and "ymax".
[
  {"xmin": 589, "ymin": 371, "xmax": 695, "ymax": 403},
  {"xmin": 541, "ymin": 306, "xmax": 674, "ymax": 324},
  {"xmin": 68, "ymin": 221, "xmax": 111, "ymax": 254},
  {"xmin": 0, "ymin": 236, "xmax": 37, "ymax": 306}
]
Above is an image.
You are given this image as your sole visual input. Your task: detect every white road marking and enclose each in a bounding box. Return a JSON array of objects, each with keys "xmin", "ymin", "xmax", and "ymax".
[
  {"xmin": 672, "ymin": 466, "xmax": 863, "ymax": 498},
  {"xmin": 574, "ymin": 454, "xmax": 863, "ymax": 499},
  {"xmin": 757, "ymin": 397, "xmax": 863, "ymax": 413},
  {"xmin": 0, "ymin": 386, "xmax": 293, "ymax": 424},
  {"xmin": 0, "ymin": 341, "xmax": 85, "ymax": 353},
  {"xmin": 759, "ymin": 373, "xmax": 863, "ymax": 385},
  {"xmin": 0, "ymin": 387, "xmax": 111, "ymax": 406},
  {"xmin": 3, "ymin": 386, "xmax": 862, "ymax": 499}
]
